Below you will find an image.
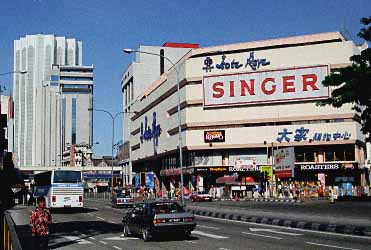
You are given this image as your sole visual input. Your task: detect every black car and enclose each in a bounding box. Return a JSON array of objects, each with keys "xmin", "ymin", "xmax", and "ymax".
[{"xmin": 122, "ymin": 201, "xmax": 196, "ymax": 241}]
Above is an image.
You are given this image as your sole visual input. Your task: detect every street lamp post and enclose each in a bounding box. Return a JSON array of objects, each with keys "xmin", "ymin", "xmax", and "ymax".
[
  {"xmin": 0, "ymin": 70, "xmax": 27, "ymax": 77},
  {"xmin": 89, "ymin": 108, "xmax": 137, "ymax": 193},
  {"xmin": 123, "ymin": 48, "xmax": 189, "ymax": 207}
]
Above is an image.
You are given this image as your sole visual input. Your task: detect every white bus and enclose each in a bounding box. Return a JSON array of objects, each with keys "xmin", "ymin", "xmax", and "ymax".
[{"xmin": 33, "ymin": 170, "xmax": 83, "ymax": 208}]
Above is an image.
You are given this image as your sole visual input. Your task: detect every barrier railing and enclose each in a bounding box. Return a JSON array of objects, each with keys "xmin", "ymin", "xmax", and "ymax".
[{"xmin": 3, "ymin": 211, "xmax": 22, "ymax": 250}]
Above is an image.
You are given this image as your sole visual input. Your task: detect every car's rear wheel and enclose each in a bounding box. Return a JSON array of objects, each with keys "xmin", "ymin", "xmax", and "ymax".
[
  {"xmin": 122, "ymin": 223, "xmax": 130, "ymax": 237},
  {"xmin": 142, "ymin": 228, "xmax": 151, "ymax": 241},
  {"xmin": 184, "ymin": 230, "xmax": 191, "ymax": 239}
]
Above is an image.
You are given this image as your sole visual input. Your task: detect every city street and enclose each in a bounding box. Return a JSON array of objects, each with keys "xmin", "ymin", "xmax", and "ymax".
[{"xmin": 10, "ymin": 198, "xmax": 371, "ymax": 250}]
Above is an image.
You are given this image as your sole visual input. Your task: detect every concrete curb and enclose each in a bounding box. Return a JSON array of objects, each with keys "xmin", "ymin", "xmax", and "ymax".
[
  {"xmin": 186, "ymin": 207, "xmax": 371, "ymax": 237},
  {"xmin": 246, "ymin": 198, "xmax": 304, "ymax": 203}
]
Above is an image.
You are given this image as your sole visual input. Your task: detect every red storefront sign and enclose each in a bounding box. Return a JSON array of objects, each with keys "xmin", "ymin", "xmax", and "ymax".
[{"xmin": 203, "ymin": 65, "xmax": 329, "ymax": 107}]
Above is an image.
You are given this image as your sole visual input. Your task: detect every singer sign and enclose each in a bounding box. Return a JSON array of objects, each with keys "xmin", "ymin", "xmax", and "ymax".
[{"xmin": 203, "ymin": 65, "xmax": 329, "ymax": 107}]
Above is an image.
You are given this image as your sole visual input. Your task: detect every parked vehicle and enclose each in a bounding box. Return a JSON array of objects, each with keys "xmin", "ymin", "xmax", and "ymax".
[
  {"xmin": 190, "ymin": 191, "xmax": 213, "ymax": 202},
  {"xmin": 122, "ymin": 201, "xmax": 196, "ymax": 241},
  {"xmin": 111, "ymin": 193, "xmax": 134, "ymax": 208}
]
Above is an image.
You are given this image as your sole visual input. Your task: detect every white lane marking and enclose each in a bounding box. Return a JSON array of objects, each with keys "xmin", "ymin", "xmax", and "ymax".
[
  {"xmin": 197, "ymin": 225, "xmax": 220, "ymax": 230},
  {"xmin": 306, "ymin": 242, "xmax": 361, "ymax": 250},
  {"xmin": 113, "ymin": 246, "xmax": 122, "ymax": 250},
  {"xmin": 88, "ymin": 236, "xmax": 96, "ymax": 240},
  {"xmin": 105, "ymin": 236, "xmax": 138, "ymax": 241},
  {"xmin": 185, "ymin": 240, "xmax": 197, "ymax": 244},
  {"xmin": 96, "ymin": 216, "xmax": 105, "ymax": 220},
  {"xmin": 219, "ymin": 248, "xmax": 230, "ymax": 250},
  {"xmin": 63, "ymin": 236, "xmax": 92, "ymax": 244},
  {"xmin": 249, "ymin": 227, "xmax": 303, "ymax": 236},
  {"xmin": 99, "ymin": 240, "xmax": 108, "ymax": 245},
  {"xmin": 195, "ymin": 215, "xmax": 371, "ymax": 240},
  {"xmin": 192, "ymin": 230, "xmax": 229, "ymax": 239},
  {"xmin": 242, "ymin": 232, "xmax": 282, "ymax": 240},
  {"xmin": 108, "ymin": 220, "xmax": 116, "ymax": 224}
]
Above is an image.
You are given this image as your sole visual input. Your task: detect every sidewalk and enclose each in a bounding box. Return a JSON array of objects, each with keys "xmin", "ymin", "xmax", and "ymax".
[
  {"xmin": 7, "ymin": 205, "xmax": 34, "ymax": 250},
  {"xmin": 185, "ymin": 200, "xmax": 371, "ymax": 236}
]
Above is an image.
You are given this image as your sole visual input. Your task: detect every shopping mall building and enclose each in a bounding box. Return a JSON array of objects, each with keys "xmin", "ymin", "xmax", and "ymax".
[{"xmin": 122, "ymin": 32, "xmax": 370, "ymax": 198}]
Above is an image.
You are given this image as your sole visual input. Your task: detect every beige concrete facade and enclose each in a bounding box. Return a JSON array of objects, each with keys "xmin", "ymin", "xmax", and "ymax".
[{"xmin": 128, "ymin": 32, "xmax": 366, "ymax": 169}]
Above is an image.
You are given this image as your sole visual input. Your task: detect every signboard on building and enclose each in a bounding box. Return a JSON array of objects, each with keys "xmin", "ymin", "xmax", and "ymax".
[
  {"xmin": 296, "ymin": 163, "xmax": 357, "ymax": 174},
  {"xmin": 140, "ymin": 111, "xmax": 162, "ymax": 154},
  {"xmin": 203, "ymin": 65, "xmax": 329, "ymax": 107},
  {"xmin": 195, "ymin": 167, "xmax": 228, "ymax": 173},
  {"xmin": 145, "ymin": 173, "xmax": 155, "ymax": 189},
  {"xmin": 204, "ymin": 130, "xmax": 225, "ymax": 143},
  {"xmin": 231, "ymin": 156, "xmax": 257, "ymax": 172},
  {"xmin": 298, "ymin": 163, "xmax": 340, "ymax": 171},
  {"xmin": 277, "ymin": 127, "xmax": 351, "ymax": 143},
  {"xmin": 202, "ymin": 52, "xmax": 270, "ymax": 73},
  {"xmin": 260, "ymin": 165, "xmax": 273, "ymax": 179},
  {"xmin": 274, "ymin": 147, "xmax": 295, "ymax": 178}
]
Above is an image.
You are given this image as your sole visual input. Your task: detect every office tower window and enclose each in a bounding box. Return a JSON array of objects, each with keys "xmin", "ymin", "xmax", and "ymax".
[{"xmin": 72, "ymin": 98, "xmax": 76, "ymax": 144}]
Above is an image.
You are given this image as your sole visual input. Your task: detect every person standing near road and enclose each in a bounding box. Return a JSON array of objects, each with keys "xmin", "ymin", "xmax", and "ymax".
[{"xmin": 30, "ymin": 196, "xmax": 52, "ymax": 250}]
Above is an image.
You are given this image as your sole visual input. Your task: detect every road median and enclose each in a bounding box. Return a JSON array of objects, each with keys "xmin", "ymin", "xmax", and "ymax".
[{"xmin": 185, "ymin": 204, "xmax": 371, "ymax": 237}]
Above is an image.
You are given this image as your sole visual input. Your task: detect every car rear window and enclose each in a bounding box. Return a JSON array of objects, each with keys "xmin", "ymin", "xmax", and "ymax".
[
  {"xmin": 116, "ymin": 193, "xmax": 130, "ymax": 198},
  {"xmin": 152, "ymin": 202, "xmax": 184, "ymax": 214}
]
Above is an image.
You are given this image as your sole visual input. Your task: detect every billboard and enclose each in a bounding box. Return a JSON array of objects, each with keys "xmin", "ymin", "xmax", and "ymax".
[
  {"xmin": 145, "ymin": 173, "xmax": 155, "ymax": 189},
  {"xmin": 274, "ymin": 147, "xmax": 295, "ymax": 178},
  {"xmin": 203, "ymin": 65, "xmax": 329, "ymax": 107}
]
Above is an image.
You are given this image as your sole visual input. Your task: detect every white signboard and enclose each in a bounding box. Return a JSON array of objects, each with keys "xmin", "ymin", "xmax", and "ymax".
[
  {"xmin": 203, "ymin": 65, "xmax": 329, "ymax": 107},
  {"xmin": 274, "ymin": 147, "xmax": 295, "ymax": 178}
]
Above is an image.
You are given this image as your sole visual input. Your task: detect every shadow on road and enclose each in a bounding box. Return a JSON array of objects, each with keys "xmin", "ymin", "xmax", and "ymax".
[
  {"xmin": 16, "ymin": 220, "xmax": 121, "ymax": 250},
  {"xmin": 51, "ymin": 207, "xmax": 98, "ymax": 214},
  {"xmin": 150, "ymin": 235, "xmax": 199, "ymax": 242}
]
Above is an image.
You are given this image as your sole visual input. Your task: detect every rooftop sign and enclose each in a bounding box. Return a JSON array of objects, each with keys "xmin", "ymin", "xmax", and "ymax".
[{"xmin": 202, "ymin": 65, "xmax": 329, "ymax": 107}]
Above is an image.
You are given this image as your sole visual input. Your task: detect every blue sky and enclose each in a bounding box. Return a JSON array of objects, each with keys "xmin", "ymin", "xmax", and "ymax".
[{"xmin": 0, "ymin": 0, "xmax": 369, "ymax": 156}]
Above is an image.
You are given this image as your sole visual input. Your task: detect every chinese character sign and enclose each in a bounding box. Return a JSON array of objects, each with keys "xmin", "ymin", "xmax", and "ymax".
[{"xmin": 276, "ymin": 127, "xmax": 351, "ymax": 143}]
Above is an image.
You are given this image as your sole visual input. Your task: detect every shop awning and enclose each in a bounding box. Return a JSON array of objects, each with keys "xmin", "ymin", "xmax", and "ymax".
[
  {"xmin": 241, "ymin": 176, "xmax": 259, "ymax": 185},
  {"xmin": 216, "ymin": 176, "xmax": 239, "ymax": 185}
]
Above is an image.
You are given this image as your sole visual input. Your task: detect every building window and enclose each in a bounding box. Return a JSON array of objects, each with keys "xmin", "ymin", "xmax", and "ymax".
[
  {"xmin": 72, "ymin": 97, "xmax": 77, "ymax": 144},
  {"xmin": 324, "ymin": 145, "xmax": 355, "ymax": 162},
  {"xmin": 295, "ymin": 147, "xmax": 316, "ymax": 162}
]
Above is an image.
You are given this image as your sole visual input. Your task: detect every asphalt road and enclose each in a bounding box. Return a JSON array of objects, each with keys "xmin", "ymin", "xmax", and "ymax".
[{"xmin": 12, "ymin": 199, "xmax": 371, "ymax": 250}]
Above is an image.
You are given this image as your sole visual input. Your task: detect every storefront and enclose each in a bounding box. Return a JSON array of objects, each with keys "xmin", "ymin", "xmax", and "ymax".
[{"xmin": 127, "ymin": 32, "xmax": 367, "ymax": 198}]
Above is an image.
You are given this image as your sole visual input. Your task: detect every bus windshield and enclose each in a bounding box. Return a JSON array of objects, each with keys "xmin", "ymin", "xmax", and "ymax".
[{"xmin": 53, "ymin": 171, "xmax": 81, "ymax": 183}]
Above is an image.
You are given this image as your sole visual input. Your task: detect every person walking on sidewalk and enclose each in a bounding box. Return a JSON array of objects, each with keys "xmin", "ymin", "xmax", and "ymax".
[{"xmin": 30, "ymin": 196, "xmax": 52, "ymax": 250}]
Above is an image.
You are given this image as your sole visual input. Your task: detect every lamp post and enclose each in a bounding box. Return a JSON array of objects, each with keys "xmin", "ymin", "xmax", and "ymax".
[
  {"xmin": 89, "ymin": 108, "xmax": 137, "ymax": 193},
  {"xmin": 123, "ymin": 48, "xmax": 187, "ymax": 207},
  {"xmin": 0, "ymin": 70, "xmax": 27, "ymax": 77}
]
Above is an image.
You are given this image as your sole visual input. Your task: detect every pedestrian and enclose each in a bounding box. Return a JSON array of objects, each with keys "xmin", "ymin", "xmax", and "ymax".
[{"xmin": 30, "ymin": 196, "xmax": 52, "ymax": 250}]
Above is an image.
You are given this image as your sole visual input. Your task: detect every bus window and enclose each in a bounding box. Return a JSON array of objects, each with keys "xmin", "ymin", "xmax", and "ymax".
[
  {"xmin": 34, "ymin": 171, "xmax": 52, "ymax": 186},
  {"xmin": 53, "ymin": 171, "xmax": 81, "ymax": 183}
]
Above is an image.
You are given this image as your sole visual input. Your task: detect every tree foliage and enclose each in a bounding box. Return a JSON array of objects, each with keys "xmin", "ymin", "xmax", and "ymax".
[{"xmin": 318, "ymin": 17, "xmax": 371, "ymax": 142}]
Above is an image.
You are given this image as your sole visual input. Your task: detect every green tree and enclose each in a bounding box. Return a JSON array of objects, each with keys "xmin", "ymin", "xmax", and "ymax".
[{"xmin": 318, "ymin": 17, "xmax": 371, "ymax": 142}]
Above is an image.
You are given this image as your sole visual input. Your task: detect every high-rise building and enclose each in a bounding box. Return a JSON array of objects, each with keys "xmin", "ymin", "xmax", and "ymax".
[
  {"xmin": 52, "ymin": 65, "xmax": 94, "ymax": 166},
  {"xmin": 13, "ymin": 34, "xmax": 92, "ymax": 167},
  {"xmin": 6, "ymin": 96, "xmax": 14, "ymax": 154}
]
